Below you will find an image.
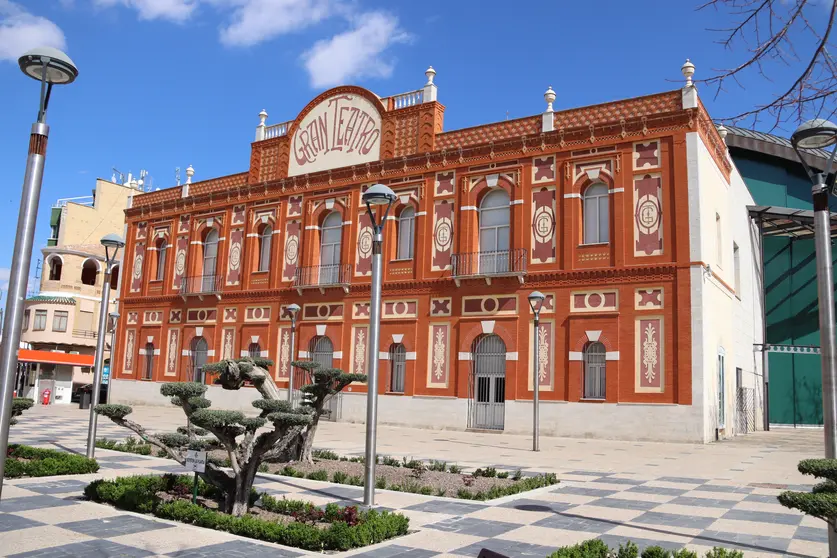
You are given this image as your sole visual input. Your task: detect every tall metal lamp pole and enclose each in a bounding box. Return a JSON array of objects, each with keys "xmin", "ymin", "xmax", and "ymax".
[
  {"xmin": 790, "ymin": 119, "xmax": 837, "ymax": 558},
  {"xmin": 528, "ymin": 291, "xmax": 545, "ymax": 452},
  {"xmin": 0, "ymin": 47, "xmax": 79, "ymax": 499},
  {"xmin": 86, "ymin": 234, "xmax": 125, "ymax": 458},
  {"xmin": 361, "ymin": 184, "xmax": 396, "ymax": 507},
  {"xmin": 286, "ymin": 303, "xmax": 300, "ymax": 403}
]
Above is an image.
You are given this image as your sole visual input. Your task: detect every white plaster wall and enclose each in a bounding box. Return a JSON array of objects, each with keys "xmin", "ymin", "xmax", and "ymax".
[
  {"xmin": 110, "ymin": 379, "xmax": 290, "ymax": 410},
  {"xmin": 688, "ymin": 132, "xmax": 764, "ymax": 441}
]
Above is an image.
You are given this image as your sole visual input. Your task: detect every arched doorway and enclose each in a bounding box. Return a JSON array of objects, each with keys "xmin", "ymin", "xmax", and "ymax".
[
  {"xmin": 302, "ymin": 335, "xmax": 341, "ymax": 421},
  {"xmin": 191, "ymin": 337, "xmax": 208, "ymax": 383},
  {"xmin": 468, "ymin": 334, "xmax": 507, "ymax": 430}
]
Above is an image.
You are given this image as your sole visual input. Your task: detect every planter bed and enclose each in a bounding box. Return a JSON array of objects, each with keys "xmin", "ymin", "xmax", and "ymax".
[
  {"xmin": 269, "ymin": 459, "xmax": 558, "ymax": 500},
  {"xmin": 85, "ymin": 474, "xmax": 409, "ymax": 552},
  {"xmin": 549, "ymin": 538, "xmax": 744, "ymax": 558},
  {"xmin": 4, "ymin": 445, "xmax": 99, "ymax": 478}
]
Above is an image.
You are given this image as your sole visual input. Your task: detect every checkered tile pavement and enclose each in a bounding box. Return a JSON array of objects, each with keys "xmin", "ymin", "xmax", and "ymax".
[{"xmin": 0, "ymin": 411, "xmax": 827, "ymax": 557}]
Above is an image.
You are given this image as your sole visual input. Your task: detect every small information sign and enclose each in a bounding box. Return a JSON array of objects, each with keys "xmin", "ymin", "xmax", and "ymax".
[{"xmin": 185, "ymin": 450, "xmax": 206, "ymax": 473}]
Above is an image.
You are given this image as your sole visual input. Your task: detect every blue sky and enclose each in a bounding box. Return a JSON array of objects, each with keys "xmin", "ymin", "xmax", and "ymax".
[{"xmin": 0, "ymin": 0, "xmax": 824, "ymax": 296}]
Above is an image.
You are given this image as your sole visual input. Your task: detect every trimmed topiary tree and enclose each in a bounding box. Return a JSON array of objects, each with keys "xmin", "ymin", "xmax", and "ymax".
[
  {"xmin": 778, "ymin": 458, "xmax": 837, "ymax": 538},
  {"xmin": 11, "ymin": 398, "xmax": 34, "ymax": 426},
  {"xmin": 95, "ymin": 357, "xmax": 312, "ymax": 516}
]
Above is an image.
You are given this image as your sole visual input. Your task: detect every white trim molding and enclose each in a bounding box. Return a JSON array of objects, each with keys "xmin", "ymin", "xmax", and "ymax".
[
  {"xmin": 458, "ymin": 352, "xmax": 471, "ymax": 361},
  {"xmin": 564, "ymin": 193, "xmax": 582, "ymax": 199},
  {"xmin": 606, "ymin": 351, "xmax": 620, "ymax": 361},
  {"xmin": 505, "ymin": 352, "xmax": 518, "ymax": 361},
  {"xmin": 405, "ymin": 352, "xmax": 417, "ymax": 361},
  {"xmin": 333, "ymin": 351, "xmax": 343, "ymax": 359},
  {"xmin": 569, "ymin": 351, "xmax": 583, "ymax": 361}
]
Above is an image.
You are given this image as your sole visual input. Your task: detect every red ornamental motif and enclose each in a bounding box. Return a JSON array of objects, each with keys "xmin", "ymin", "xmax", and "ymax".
[
  {"xmin": 536, "ymin": 322, "xmax": 552, "ymax": 388},
  {"xmin": 638, "ymin": 289, "xmax": 662, "ymax": 307},
  {"xmin": 232, "ymin": 205, "xmax": 246, "ymax": 225},
  {"xmin": 634, "ymin": 174, "xmax": 663, "ymax": 256},
  {"xmin": 432, "ymin": 201, "xmax": 454, "ymax": 270},
  {"xmin": 187, "ymin": 309, "xmax": 217, "ymax": 322},
  {"xmin": 178, "ymin": 215, "xmax": 190, "ymax": 233},
  {"xmin": 639, "ymin": 318, "xmax": 662, "ymax": 389},
  {"xmin": 288, "ymin": 196, "xmax": 302, "ymax": 216},
  {"xmin": 227, "ymin": 229, "xmax": 243, "ymax": 285},
  {"xmin": 224, "ymin": 308, "xmax": 237, "ymax": 321},
  {"xmin": 533, "ymin": 156, "xmax": 554, "ymax": 181},
  {"xmin": 430, "ymin": 324, "xmax": 448, "ymax": 384},
  {"xmin": 356, "ymin": 212, "xmax": 373, "ymax": 276},
  {"xmin": 354, "ymin": 303, "xmax": 370, "ymax": 317},
  {"xmin": 635, "ymin": 141, "xmax": 659, "ymax": 169},
  {"xmin": 130, "ymin": 243, "xmax": 145, "ymax": 293},
  {"xmin": 283, "ymin": 221, "xmax": 301, "ymax": 281},
  {"xmin": 436, "ymin": 172, "xmax": 454, "ymax": 195},
  {"xmin": 430, "ymin": 299, "xmax": 450, "ymax": 315},
  {"xmin": 170, "ymin": 310, "xmax": 182, "ymax": 323},
  {"xmin": 172, "ymin": 236, "xmax": 188, "ymax": 289},
  {"xmin": 531, "ymin": 188, "xmax": 556, "ymax": 262}
]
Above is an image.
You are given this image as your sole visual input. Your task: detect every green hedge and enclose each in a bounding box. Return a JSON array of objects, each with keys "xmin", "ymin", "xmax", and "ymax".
[
  {"xmin": 5, "ymin": 445, "xmax": 99, "ymax": 478},
  {"xmin": 85, "ymin": 475, "xmax": 409, "ymax": 551},
  {"xmin": 548, "ymin": 538, "xmax": 744, "ymax": 558},
  {"xmin": 96, "ymin": 437, "xmax": 153, "ymax": 456}
]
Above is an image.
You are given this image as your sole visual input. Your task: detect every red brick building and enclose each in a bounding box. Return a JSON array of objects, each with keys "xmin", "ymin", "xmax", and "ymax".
[{"xmin": 110, "ymin": 63, "xmax": 764, "ymax": 442}]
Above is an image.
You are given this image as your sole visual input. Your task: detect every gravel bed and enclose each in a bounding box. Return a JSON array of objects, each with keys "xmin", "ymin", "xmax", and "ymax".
[{"xmin": 265, "ymin": 459, "xmax": 516, "ymax": 495}]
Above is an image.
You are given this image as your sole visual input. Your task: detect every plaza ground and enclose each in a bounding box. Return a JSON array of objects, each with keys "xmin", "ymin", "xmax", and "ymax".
[{"xmin": 0, "ymin": 404, "xmax": 829, "ymax": 557}]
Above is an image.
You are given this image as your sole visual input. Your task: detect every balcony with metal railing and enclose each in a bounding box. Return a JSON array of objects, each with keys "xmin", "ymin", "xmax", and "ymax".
[
  {"xmin": 293, "ymin": 264, "xmax": 352, "ymax": 294},
  {"xmin": 179, "ymin": 274, "xmax": 223, "ymax": 300},
  {"xmin": 72, "ymin": 329, "xmax": 97, "ymax": 340},
  {"xmin": 451, "ymin": 249, "xmax": 527, "ymax": 286}
]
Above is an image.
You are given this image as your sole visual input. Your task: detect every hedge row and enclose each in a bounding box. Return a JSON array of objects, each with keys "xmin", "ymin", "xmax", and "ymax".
[
  {"xmin": 96, "ymin": 437, "xmax": 154, "ymax": 456},
  {"xmin": 85, "ymin": 475, "xmax": 409, "ymax": 551},
  {"xmin": 549, "ymin": 539, "xmax": 744, "ymax": 558},
  {"xmin": 5, "ymin": 445, "xmax": 99, "ymax": 478}
]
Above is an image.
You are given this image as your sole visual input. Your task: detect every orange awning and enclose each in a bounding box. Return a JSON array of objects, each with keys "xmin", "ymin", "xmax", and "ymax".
[{"xmin": 17, "ymin": 349, "xmax": 95, "ymax": 367}]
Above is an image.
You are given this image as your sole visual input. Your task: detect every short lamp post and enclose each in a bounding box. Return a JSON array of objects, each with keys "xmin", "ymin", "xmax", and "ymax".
[
  {"xmin": 361, "ymin": 184, "xmax": 397, "ymax": 507},
  {"xmin": 0, "ymin": 46, "xmax": 79, "ymax": 499},
  {"xmin": 528, "ymin": 291, "xmax": 545, "ymax": 452},
  {"xmin": 106, "ymin": 312, "xmax": 119, "ymax": 404},
  {"xmin": 790, "ymin": 119, "xmax": 837, "ymax": 558},
  {"xmin": 286, "ymin": 303, "xmax": 301, "ymax": 404},
  {"xmin": 86, "ymin": 234, "xmax": 125, "ymax": 459}
]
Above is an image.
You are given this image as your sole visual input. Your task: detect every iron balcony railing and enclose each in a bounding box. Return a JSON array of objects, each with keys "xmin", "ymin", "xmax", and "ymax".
[
  {"xmin": 451, "ymin": 249, "xmax": 527, "ymax": 281},
  {"xmin": 293, "ymin": 264, "xmax": 352, "ymax": 290},
  {"xmin": 72, "ymin": 329, "xmax": 97, "ymax": 339},
  {"xmin": 179, "ymin": 274, "xmax": 223, "ymax": 296}
]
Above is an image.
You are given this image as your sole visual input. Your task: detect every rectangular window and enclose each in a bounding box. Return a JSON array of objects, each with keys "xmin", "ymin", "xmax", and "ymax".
[
  {"xmin": 52, "ymin": 310, "xmax": 68, "ymax": 332},
  {"xmin": 77, "ymin": 310, "xmax": 94, "ymax": 332},
  {"xmin": 22, "ymin": 310, "xmax": 30, "ymax": 332},
  {"xmin": 33, "ymin": 310, "xmax": 47, "ymax": 331},
  {"xmin": 715, "ymin": 213, "xmax": 722, "ymax": 268},
  {"xmin": 733, "ymin": 242, "xmax": 741, "ymax": 295}
]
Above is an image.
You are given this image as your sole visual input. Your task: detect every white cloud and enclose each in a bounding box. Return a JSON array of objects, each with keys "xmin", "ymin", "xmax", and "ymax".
[
  {"xmin": 301, "ymin": 11, "xmax": 408, "ymax": 88},
  {"xmin": 217, "ymin": 0, "xmax": 334, "ymax": 47},
  {"xmin": 0, "ymin": 1, "xmax": 66, "ymax": 62},
  {"xmin": 93, "ymin": 0, "xmax": 198, "ymax": 22}
]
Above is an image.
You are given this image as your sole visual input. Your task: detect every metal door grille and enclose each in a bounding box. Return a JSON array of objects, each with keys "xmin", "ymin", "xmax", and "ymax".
[
  {"xmin": 190, "ymin": 337, "xmax": 208, "ymax": 384},
  {"xmin": 293, "ymin": 336, "xmax": 342, "ymax": 421},
  {"xmin": 389, "ymin": 344, "xmax": 406, "ymax": 393},
  {"xmin": 583, "ymin": 342, "xmax": 606, "ymax": 399},
  {"xmin": 468, "ymin": 334, "xmax": 506, "ymax": 430},
  {"xmin": 736, "ymin": 387, "xmax": 755, "ymax": 434}
]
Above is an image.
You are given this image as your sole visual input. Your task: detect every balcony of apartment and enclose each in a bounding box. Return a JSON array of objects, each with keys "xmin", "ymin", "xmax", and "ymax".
[
  {"xmin": 293, "ymin": 264, "xmax": 352, "ymax": 295},
  {"xmin": 179, "ymin": 274, "xmax": 223, "ymax": 301},
  {"xmin": 451, "ymin": 249, "xmax": 527, "ymax": 286}
]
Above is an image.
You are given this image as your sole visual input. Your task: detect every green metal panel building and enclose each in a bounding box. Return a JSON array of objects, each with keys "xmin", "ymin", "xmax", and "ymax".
[{"xmin": 727, "ymin": 126, "xmax": 837, "ymax": 426}]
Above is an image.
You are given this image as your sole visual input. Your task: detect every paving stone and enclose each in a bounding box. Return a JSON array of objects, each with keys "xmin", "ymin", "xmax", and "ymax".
[
  {"xmin": 657, "ymin": 477, "xmax": 709, "ymax": 485},
  {"xmin": 631, "ymin": 511, "xmax": 715, "ymax": 530},
  {"xmin": 0, "ymin": 514, "xmax": 45, "ymax": 532},
  {"xmin": 0, "ymin": 495, "xmax": 79, "ymax": 513},
  {"xmin": 694, "ymin": 484, "xmax": 753, "ymax": 494},
  {"xmin": 695, "ymin": 530, "xmax": 791, "ymax": 553},
  {"xmin": 57, "ymin": 514, "xmax": 175, "ymax": 537},
  {"xmin": 591, "ymin": 477, "xmax": 645, "ymax": 486},
  {"xmin": 722, "ymin": 508, "xmax": 803, "ymax": 525},
  {"xmin": 669, "ymin": 496, "xmax": 735, "ymax": 509},
  {"xmin": 532, "ymin": 514, "xmax": 616, "ymax": 533},
  {"xmin": 12, "ymin": 480, "xmax": 89, "ymax": 495},
  {"xmin": 742, "ymin": 493, "xmax": 781, "ymax": 504},
  {"xmin": 564, "ymin": 470, "xmax": 610, "ymax": 477},
  {"xmin": 97, "ymin": 462, "xmax": 141, "ymax": 470},
  {"xmin": 585, "ymin": 497, "xmax": 659, "ymax": 511},
  {"xmin": 166, "ymin": 540, "xmax": 302, "ymax": 557},
  {"xmin": 425, "ymin": 516, "xmax": 519, "ymax": 537},
  {"xmin": 625, "ymin": 485, "xmax": 688, "ymax": 497},
  {"xmin": 347, "ymin": 544, "xmax": 437, "ymax": 558},
  {"xmin": 499, "ymin": 498, "xmax": 575, "ymax": 513},
  {"xmin": 794, "ymin": 525, "xmax": 828, "ymax": 543},
  {"xmin": 9, "ymin": 539, "xmax": 155, "ymax": 557},
  {"xmin": 404, "ymin": 500, "xmax": 487, "ymax": 515},
  {"xmin": 453, "ymin": 538, "xmax": 557, "ymax": 558},
  {"xmin": 554, "ymin": 486, "xmax": 618, "ymax": 498}
]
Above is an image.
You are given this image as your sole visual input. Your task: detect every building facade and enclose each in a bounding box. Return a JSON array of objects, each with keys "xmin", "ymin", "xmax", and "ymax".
[
  {"xmin": 17, "ymin": 178, "xmax": 140, "ymax": 404},
  {"xmin": 110, "ymin": 64, "xmax": 763, "ymax": 442}
]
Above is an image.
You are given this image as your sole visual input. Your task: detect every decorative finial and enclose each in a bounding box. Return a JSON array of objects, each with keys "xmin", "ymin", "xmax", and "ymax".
[
  {"xmin": 717, "ymin": 124, "xmax": 728, "ymax": 143},
  {"xmin": 186, "ymin": 164, "xmax": 194, "ymax": 185},
  {"xmin": 425, "ymin": 66, "xmax": 436, "ymax": 86},
  {"xmin": 681, "ymin": 59, "xmax": 695, "ymax": 88},
  {"xmin": 544, "ymin": 86, "xmax": 556, "ymax": 112},
  {"xmin": 258, "ymin": 109, "xmax": 268, "ymax": 125}
]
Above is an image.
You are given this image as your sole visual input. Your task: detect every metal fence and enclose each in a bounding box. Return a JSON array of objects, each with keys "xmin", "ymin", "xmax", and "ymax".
[
  {"xmin": 293, "ymin": 264, "xmax": 352, "ymax": 289},
  {"xmin": 180, "ymin": 274, "xmax": 223, "ymax": 295},
  {"xmin": 452, "ymin": 248, "xmax": 527, "ymax": 278}
]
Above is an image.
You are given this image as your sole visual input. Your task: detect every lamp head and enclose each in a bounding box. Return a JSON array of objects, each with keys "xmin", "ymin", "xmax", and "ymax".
[
  {"xmin": 528, "ymin": 290, "xmax": 546, "ymax": 313},
  {"xmin": 100, "ymin": 233, "xmax": 125, "ymax": 250},
  {"xmin": 287, "ymin": 303, "xmax": 301, "ymax": 316},
  {"xmin": 362, "ymin": 184, "xmax": 397, "ymax": 206},
  {"xmin": 791, "ymin": 119, "xmax": 837, "ymax": 149},
  {"xmin": 108, "ymin": 312, "xmax": 120, "ymax": 320},
  {"xmin": 18, "ymin": 47, "xmax": 78, "ymax": 85}
]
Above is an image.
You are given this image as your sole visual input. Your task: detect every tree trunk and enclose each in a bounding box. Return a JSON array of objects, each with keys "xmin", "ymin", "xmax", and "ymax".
[
  {"xmin": 226, "ymin": 459, "xmax": 259, "ymax": 516},
  {"xmin": 299, "ymin": 408, "xmax": 322, "ymax": 463}
]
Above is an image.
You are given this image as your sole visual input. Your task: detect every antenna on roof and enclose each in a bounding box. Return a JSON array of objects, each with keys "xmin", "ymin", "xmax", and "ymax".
[
  {"xmin": 112, "ymin": 167, "xmax": 124, "ymax": 184},
  {"xmin": 175, "ymin": 167, "xmax": 181, "ymax": 186}
]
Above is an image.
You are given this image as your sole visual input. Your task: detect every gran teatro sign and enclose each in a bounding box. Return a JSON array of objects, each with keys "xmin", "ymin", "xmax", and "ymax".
[{"xmin": 288, "ymin": 93, "xmax": 383, "ymax": 177}]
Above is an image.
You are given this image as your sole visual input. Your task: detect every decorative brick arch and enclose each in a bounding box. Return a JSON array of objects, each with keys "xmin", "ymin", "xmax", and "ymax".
[
  {"xmin": 311, "ymin": 201, "xmax": 347, "ymax": 227},
  {"xmin": 459, "ymin": 321, "xmax": 515, "ymax": 353},
  {"xmin": 247, "ymin": 208, "xmax": 277, "ymax": 234},
  {"xmin": 574, "ymin": 171, "xmax": 614, "ymax": 197},
  {"xmin": 286, "ymin": 85, "xmax": 387, "ymax": 139},
  {"xmin": 573, "ymin": 332, "xmax": 614, "ymax": 352},
  {"xmin": 194, "ymin": 221, "xmax": 222, "ymax": 242},
  {"xmin": 472, "ymin": 174, "xmax": 515, "ymax": 205}
]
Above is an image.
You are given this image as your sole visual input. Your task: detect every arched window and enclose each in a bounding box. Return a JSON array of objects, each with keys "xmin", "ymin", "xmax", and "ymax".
[
  {"xmin": 479, "ymin": 189, "xmax": 510, "ymax": 274},
  {"xmin": 202, "ymin": 229, "xmax": 219, "ymax": 292},
  {"xmin": 81, "ymin": 259, "xmax": 98, "ymax": 286},
  {"xmin": 583, "ymin": 183, "xmax": 609, "ymax": 244},
  {"xmin": 396, "ymin": 207, "xmax": 415, "ymax": 260},
  {"xmin": 389, "ymin": 343, "xmax": 406, "ymax": 393},
  {"xmin": 583, "ymin": 342, "xmax": 606, "ymax": 399},
  {"xmin": 110, "ymin": 265, "xmax": 119, "ymax": 290},
  {"xmin": 258, "ymin": 225, "xmax": 272, "ymax": 272},
  {"xmin": 143, "ymin": 342, "xmax": 155, "ymax": 380},
  {"xmin": 248, "ymin": 342, "xmax": 262, "ymax": 359},
  {"xmin": 48, "ymin": 256, "xmax": 62, "ymax": 281},
  {"xmin": 320, "ymin": 212, "xmax": 342, "ymax": 284},
  {"xmin": 155, "ymin": 238, "xmax": 168, "ymax": 281},
  {"xmin": 309, "ymin": 335, "xmax": 334, "ymax": 370},
  {"xmin": 191, "ymin": 337, "xmax": 208, "ymax": 383}
]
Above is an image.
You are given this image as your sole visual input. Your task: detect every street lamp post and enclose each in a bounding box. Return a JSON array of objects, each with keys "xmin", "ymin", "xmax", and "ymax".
[
  {"xmin": 286, "ymin": 303, "xmax": 301, "ymax": 404},
  {"xmin": 361, "ymin": 184, "xmax": 397, "ymax": 507},
  {"xmin": 106, "ymin": 312, "xmax": 119, "ymax": 404},
  {"xmin": 790, "ymin": 119, "xmax": 837, "ymax": 558},
  {"xmin": 528, "ymin": 291, "xmax": 545, "ymax": 452},
  {"xmin": 0, "ymin": 46, "xmax": 79, "ymax": 498},
  {"xmin": 86, "ymin": 234, "xmax": 125, "ymax": 459}
]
